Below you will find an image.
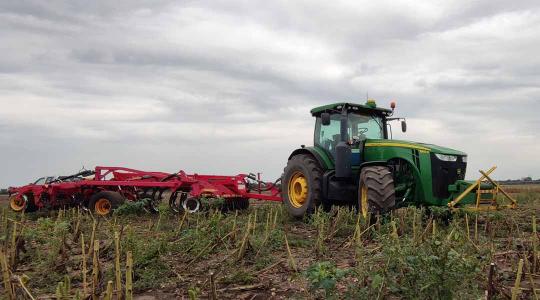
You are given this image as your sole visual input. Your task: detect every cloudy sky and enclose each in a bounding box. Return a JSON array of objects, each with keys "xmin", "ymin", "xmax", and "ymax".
[{"xmin": 1, "ymin": 0, "xmax": 539, "ymax": 187}]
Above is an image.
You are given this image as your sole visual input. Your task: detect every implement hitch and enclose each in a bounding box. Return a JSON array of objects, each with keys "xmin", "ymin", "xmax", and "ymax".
[{"xmin": 447, "ymin": 166, "xmax": 517, "ymax": 211}]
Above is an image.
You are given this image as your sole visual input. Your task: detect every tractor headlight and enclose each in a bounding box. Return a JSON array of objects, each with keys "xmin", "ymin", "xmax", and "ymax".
[
  {"xmin": 435, "ymin": 153, "xmax": 457, "ymax": 162},
  {"xmin": 462, "ymin": 156, "xmax": 467, "ymax": 163}
]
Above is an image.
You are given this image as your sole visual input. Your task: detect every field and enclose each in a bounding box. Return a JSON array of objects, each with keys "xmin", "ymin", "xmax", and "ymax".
[{"xmin": 0, "ymin": 186, "xmax": 539, "ymax": 299}]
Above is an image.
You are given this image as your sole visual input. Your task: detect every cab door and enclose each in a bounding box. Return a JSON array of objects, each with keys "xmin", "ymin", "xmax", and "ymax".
[{"xmin": 315, "ymin": 114, "xmax": 342, "ymax": 163}]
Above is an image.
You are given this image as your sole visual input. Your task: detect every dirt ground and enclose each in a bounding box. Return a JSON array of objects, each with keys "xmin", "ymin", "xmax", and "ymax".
[{"xmin": 0, "ymin": 186, "xmax": 539, "ymax": 299}]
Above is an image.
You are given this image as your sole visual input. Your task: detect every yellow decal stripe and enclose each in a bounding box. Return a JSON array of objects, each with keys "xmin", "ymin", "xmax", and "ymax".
[{"xmin": 365, "ymin": 142, "xmax": 431, "ymax": 152}]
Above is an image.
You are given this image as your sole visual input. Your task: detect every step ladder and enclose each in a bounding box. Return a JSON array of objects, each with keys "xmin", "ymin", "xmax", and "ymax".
[{"xmin": 475, "ymin": 183, "xmax": 499, "ymax": 211}]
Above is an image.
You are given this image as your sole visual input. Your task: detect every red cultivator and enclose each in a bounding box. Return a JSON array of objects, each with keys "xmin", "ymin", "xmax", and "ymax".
[{"xmin": 7, "ymin": 166, "xmax": 282, "ymax": 215}]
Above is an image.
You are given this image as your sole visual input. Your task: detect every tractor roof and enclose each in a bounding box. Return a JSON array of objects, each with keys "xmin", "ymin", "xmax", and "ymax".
[{"xmin": 310, "ymin": 102, "xmax": 393, "ymax": 116}]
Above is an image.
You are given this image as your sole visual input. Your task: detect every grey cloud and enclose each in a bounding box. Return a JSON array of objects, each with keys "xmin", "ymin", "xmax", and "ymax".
[{"xmin": 1, "ymin": 0, "xmax": 540, "ymax": 187}]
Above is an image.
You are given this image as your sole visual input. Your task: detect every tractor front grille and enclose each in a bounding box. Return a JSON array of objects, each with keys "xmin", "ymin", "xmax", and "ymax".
[{"xmin": 430, "ymin": 153, "xmax": 467, "ymax": 199}]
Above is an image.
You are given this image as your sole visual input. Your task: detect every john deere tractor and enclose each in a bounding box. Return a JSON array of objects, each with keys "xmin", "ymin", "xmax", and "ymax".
[{"xmin": 282, "ymin": 100, "xmax": 481, "ymax": 218}]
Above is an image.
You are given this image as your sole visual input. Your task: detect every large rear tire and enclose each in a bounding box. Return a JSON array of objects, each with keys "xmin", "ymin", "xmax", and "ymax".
[
  {"xmin": 282, "ymin": 154, "xmax": 323, "ymax": 218},
  {"xmin": 358, "ymin": 166, "xmax": 396, "ymax": 218},
  {"xmin": 89, "ymin": 191, "xmax": 125, "ymax": 216}
]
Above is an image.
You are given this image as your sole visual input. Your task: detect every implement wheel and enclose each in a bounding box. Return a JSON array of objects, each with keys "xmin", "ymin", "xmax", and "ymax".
[
  {"xmin": 9, "ymin": 195, "xmax": 26, "ymax": 212},
  {"xmin": 9, "ymin": 194, "xmax": 37, "ymax": 213},
  {"xmin": 89, "ymin": 191, "xmax": 125, "ymax": 216},
  {"xmin": 358, "ymin": 166, "xmax": 396, "ymax": 218},
  {"xmin": 282, "ymin": 154, "xmax": 323, "ymax": 218},
  {"xmin": 182, "ymin": 197, "xmax": 201, "ymax": 213},
  {"xmin": 169, "ymin": 191, "xmax": 188, "ymax": 213}
]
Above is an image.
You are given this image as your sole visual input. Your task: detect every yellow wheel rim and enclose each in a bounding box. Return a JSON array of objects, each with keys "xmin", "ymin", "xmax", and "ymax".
[
  {"xmin": 95, "ymin": 198, "xmax": 112, "ymax": 216},
  {"xmin": 288, "ymin": 171, "xmax": 309, "ymax": 208},
  {"xmin": 360, "ymin": 185, "xmax": 368, "ymax": 219},
  {"xmin": 10, "ymin": 196, "xmax": 26, "ymax": 212}
]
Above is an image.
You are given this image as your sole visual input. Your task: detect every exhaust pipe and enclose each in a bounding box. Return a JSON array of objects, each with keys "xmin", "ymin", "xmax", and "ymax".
[{"xmin": 335, "ymin": 108, "xmax": 352, "ymax": 178}]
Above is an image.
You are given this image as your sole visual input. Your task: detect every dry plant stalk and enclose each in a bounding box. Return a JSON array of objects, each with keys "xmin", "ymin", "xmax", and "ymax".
[
  {"xmin": 2, "ymin": 208, "xmax": 8, "ymax": 234},
  {"xmin": 0, "ymin": 250, "xmax": 14, "ymax": 300},
  {"xmin": 10, "ymin": 218, "xmax": 17, "ymax": 266},
  {"xmin": 178, "ymin": 211, "xmax": 188, "ymax": 232},
  {"xmin": 252, "ymin": 212, "xmax": 257, "ymax": 234},
  {"xmin": 104, "ymin": 280, "xmax": 113, "ymax": 300},
  {"xmin": 412, "ymin": 209, "xmax": 417, "ymax": 238},
  {"xmin": 533, "ymin": 216, "xmax": 538, "ymax": 273},
  {"xmin": 465, "ymin": 214, "xmax": 470, "ymax": 241},
  {"xmin": 283, "ymin": 232, "xmax": 298, "ymax": 272},
  {"xmin": 391, "ymin": 221, "xmax": 399, "ymax": 240},
  {"xmin": 89, "ymin": 220, "xmax": 97, "ymax": 255},
  {"xmin": 17, "ymin": 275, "xmax": 35, "ymax": 300},
  {"xmin": 511, "ymin": 259, "xmax": 524, "ymax": 300},
  {"xmin": 114, "ymin": 231, "xmax": 123, "ymax": 299},
  {"xmin": 73, "ymin": 208, "xmax": 81, "ymax": 242},
  {"xmin": 264, "ymin": 208, "xmax": 272, "ymax": 241},
  {"xmin": 272, "ymin": 209, "xmax": 279, "ymax": 230},
  {"xmin": 231, "ymin": 210, "xmax": 238, "ymax": 241},
  {"xmin": 92, "ymin": 240, "xmax": 100, "ymax": 300},
  {"xmin": 237, "ymin": 215, "xmax": 252, "ymax": 260},
  {"xmin": 475, "ymin": 215, "xmax": 478, "ymax": 242},
  {"xmin": 126, "ymin": 251, "xmax": 133, "ymax": 300},
  {"xmin": 81, "ymin": 233, "xmax": 88, "ymax": 297}
]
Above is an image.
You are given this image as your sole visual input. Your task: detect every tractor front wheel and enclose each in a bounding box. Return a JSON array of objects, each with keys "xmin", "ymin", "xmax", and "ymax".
[
  {"xmin": 89, "ymin": 191, "xmax": 125, "ymax": 216},
  {"xmin": 282, "ymin": 154, "xmax": 323, "ymax": 218},
  {"xmin": 358, "ymin": 166, "xmax": 396, "ymax": 218}
]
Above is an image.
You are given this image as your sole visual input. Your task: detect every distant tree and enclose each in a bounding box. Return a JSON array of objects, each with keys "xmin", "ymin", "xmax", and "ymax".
[
  {"xmin": 0, "ymin": 189, "xmax": 7, "ymax": 195},
  {"xmin": 523, "ymin": 176, "xmax": 532, "ymax": 181}
]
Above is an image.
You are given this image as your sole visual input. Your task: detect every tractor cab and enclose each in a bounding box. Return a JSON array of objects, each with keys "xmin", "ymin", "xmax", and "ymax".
[
  {"xmin": 313, "ymin": 101, "xmax": 389, "ymax": 167},
  {"xmin": 310, "ymin": 101, "xmax": 405, "ymax": 179}
]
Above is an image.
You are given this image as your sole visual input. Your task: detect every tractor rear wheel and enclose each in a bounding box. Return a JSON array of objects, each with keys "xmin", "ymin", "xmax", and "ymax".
[
  {"xmin": 89, "ymin": 191, "xmax": 125, "ymax": 216},
  {"xmin": 282, "ymin": 154, "xmax": 323, "ymax": 218},
  {"xmin": 358, "ymin": 166, "xmax": 396, "ymax": 218}
]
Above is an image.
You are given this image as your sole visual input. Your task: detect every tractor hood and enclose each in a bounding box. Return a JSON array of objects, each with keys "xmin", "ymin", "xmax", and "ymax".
[{"xmin": 365, "ymin": 139, "xmax": 467, "ymax": 156}]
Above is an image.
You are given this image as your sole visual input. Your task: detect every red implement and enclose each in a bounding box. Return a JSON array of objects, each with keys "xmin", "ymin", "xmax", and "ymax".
[{"xmin": 8, "ymin": 166, "xmax": 282, "ymax": 214}]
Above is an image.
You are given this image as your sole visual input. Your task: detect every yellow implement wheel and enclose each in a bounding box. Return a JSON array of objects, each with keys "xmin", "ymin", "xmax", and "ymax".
[
  {"xmin": 288, "ymin": 171, "xmax": 309, "ymax": 208},
  {"xmin": 95, "ymin": 198, "xmax": 112, "ymax": 216},
  {"xmin": 360, "ymin": 185, "xmax": 368, "ymax": 219},
  {"xmin": 9, "ymin": 196, "xmax": 26, "ymax": 212},
  {"xmin": 89, "ymin": 191, "xmax": 124, "ymax": 216}
]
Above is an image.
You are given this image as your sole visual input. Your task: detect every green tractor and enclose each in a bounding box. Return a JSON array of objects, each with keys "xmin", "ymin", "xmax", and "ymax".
[{"xmin": 282, "ymin": 100, "xmax": 497, "ymax": 218}]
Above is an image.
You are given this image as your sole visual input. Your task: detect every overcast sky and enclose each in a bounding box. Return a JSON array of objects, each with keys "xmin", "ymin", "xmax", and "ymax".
[{"xmin": 1, "ymin": 0, "xmax": 539, "ymax": 187}]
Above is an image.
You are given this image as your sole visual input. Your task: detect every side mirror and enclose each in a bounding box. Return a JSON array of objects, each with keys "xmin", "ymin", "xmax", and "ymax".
[
  {"xmin": 401, "ymin": 120, "xmax": 407, "ymax": 132},
  {"xmin": 321, "ymin": 113, "xmax": 331, "ymax": 126}
]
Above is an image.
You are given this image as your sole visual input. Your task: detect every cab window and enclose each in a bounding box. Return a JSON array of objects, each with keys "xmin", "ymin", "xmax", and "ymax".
[
  {"xmin": 315, "ymin": 114, "xmax": 342, "ymax": 156},
  {"xmin": 348, "ymin": 114, "xmax": 383, "ymax": 140}
]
